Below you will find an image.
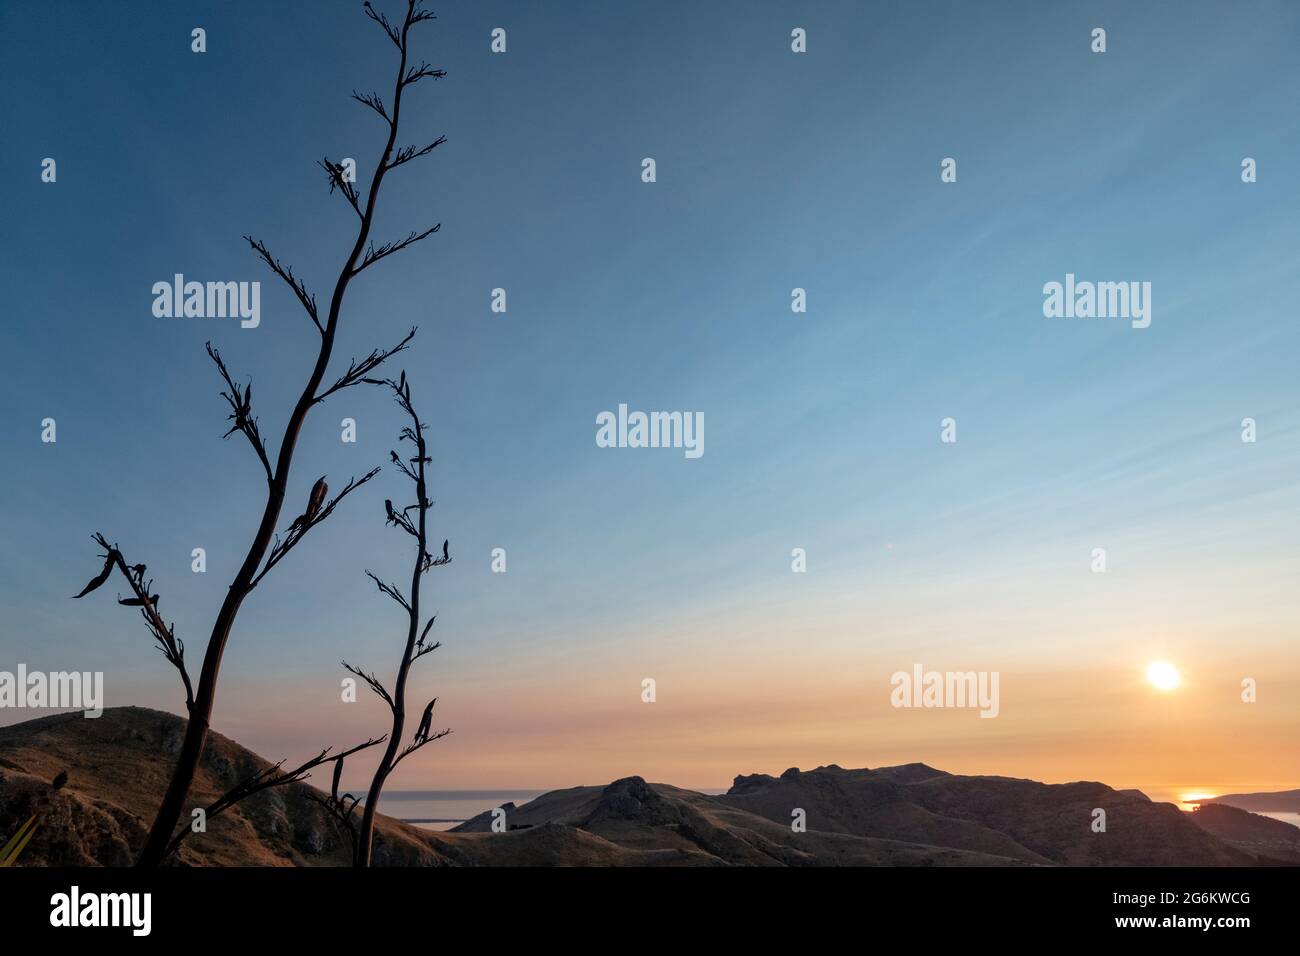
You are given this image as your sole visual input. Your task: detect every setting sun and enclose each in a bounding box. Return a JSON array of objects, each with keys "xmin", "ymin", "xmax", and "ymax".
[{"xmin": 1146, "ymin": 661, "xmax": 1182, "ymax": 691}]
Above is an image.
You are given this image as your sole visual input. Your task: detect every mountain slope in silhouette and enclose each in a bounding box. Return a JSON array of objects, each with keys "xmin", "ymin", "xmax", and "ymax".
[
  {"xmin": 1201, "ymin": 789, "xmax": 1300, "ymax": 813},
  {"xmin": 0, "ymin": 709, "xmax": 1284, "ymax": 866},
  {"xmin": 718, "ymin": 764, "xmax": 1257, "ymax": 866}
]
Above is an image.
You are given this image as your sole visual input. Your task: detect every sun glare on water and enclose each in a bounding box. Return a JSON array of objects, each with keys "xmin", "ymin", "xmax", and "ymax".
[
  {"xmin": 1180, "ymin": 792, "xmax": 1217, "ymax": 811},
  {"xmin": 1146, "ymin": 661, "xmax": 1181, "ymax": 691}
]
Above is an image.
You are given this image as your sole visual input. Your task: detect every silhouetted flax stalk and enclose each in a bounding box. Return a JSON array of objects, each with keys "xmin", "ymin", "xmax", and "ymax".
[
  {"xmin": 340, "ymin": 375, "xmax": 450, "ymax": 867},
  {"xmin": 72, "ymin": 0, "xmax": 445, "ymax": 866}
]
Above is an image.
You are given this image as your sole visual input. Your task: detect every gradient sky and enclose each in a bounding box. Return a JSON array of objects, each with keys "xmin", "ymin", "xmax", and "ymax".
[{"xmin": 2, "ymin": 1, "xmax": 1298, "ymax": 802}]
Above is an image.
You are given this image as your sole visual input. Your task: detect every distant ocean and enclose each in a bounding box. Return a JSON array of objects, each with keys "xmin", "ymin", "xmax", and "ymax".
[
  {"xmin": 1134, "ymin": 785, "xmax": 1300, "ymax": 826},
  {"xmin": 370, "ymin": 790, "xmax": 547, "ymax": 831},
  {"xmin": 1260, "ymin": 812, "xmax": 1300, "ymax": 827}
]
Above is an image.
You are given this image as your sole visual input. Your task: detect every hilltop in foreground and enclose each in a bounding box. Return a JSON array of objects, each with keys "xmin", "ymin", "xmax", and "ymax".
[{"xmin": 1, "ymin": 708, "xmax": 1296, "ymax": 866}]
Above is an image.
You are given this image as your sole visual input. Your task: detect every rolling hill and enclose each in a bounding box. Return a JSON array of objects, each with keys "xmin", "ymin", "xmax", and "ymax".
[{"xmin": 1, "ymin": 708, "xmax": 1291, "ymax": 866}]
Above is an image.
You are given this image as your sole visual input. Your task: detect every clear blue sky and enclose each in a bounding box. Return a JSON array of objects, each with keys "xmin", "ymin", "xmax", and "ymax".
[{"xmin": 2, "ymin": 1, "xmax": 1298, "ymax": 792}]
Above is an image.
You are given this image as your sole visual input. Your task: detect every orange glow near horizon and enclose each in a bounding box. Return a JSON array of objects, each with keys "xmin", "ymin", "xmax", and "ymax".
[
  {"xmin": 1179, "ymin": 792, "xmax": 1218, "ymax": 811},
  {"xmin": 188, "ymin": 648, "xmax": 1300, "ymax": 799},
  {"xmin": 83, "ymin": 627, "xmax": 1300, "ymax": 797}
]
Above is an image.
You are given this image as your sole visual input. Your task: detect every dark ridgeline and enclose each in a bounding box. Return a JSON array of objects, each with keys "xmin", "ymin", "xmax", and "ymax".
[
  {"xmin": 6, "ymin": 712, "xmax": 1293, "ymax": 867},
  {"xmin": 314, "ymin": 376, "xmax": 451, "ymax": 867},
  {"xmin": 71, "ymin": 0, "xmax": 446, "ymax": 866}
]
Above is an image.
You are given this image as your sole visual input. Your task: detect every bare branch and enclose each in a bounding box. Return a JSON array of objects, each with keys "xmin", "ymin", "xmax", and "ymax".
[
  {"xmin": 75, "ymin": 535, "xmax": 194, "ymax": 710},
  {"xmin": 362, "ymin": 0, "xmax": 401, "ymax": 48},
  {"xmin": 316, "ymin": 327, "xmax": 417, "ymax": 402},
  {"xmin": 354, "ymin": 225, "xmax": 440, "ymax": 275},
  {"xmin": 421, "ymin": 536, "xmax": 451, "ymax": 575},
  {"xmin": 402, "ymin": 61, "xmax": 446, "ymax": 87},
  {"xmin": 303, "ymin": 789, "xmax": 364, "ymax": 859},
  {"xmin": 351, "ymin": 89, "xmax": 390, "ymax": 124},
  {"xmin": 380, "ymin": 447, "xmax": 418, "ymax": 483},
  {"xmin": 369, "ymin": 376, "xmax": 452, "ymax": 578},
  {"xmin": 342, "ymin": 661, "xmax": 395, "ymax": 711},
  {"xmin": 251, "ymin": 470, "xmax": 381, "ymax": 588},
  {"xmin": 408, "ymin": 5, "xmax": 437, "ymax": 27},
  {"xmin": 411, "ymin": 640, "xmax": 441, "ymax": 664},
  {"xmin": 205, "ymin": 343, "xmax": 273, "ymax": 482},
  {"xmin": 307, "ymin": 751, "xmax": 372, "ymax": 861},
  {"xmin": 364, "ymin": 570, "xmax": 411, "ymax": 613},
  {"xmin": 390, "ymin": 697, "xmax": 449, "ymax": 770},
  {"xmin": 86, "ymin": 0, "xmax": 448, "ymax": 868},
  {"xmin": 387, "ymin": 135, "xmax": 446, "ymax": 172},
  {"xmin": 319, "ymin": 157, "xmax": 363, "ymax": 221},
  {"xmin": 383, "ymin": 496, "xmax": 419, "ymax": 538},
  {"xmin": 244, "ymin": 236, "xmax": 322, "ymax": 335},
  {"xmin": 164, "ymin": 736, "xmax": 386, "ymax": 859},
  {"xmin": 413, "ymin": 613, "xmax": 440, "ymax": 662},
  {"xmin": 331, "ymin": 752, "xmax": 344, "ymax": 801},
  {"xmin": 417, "ymin": 615, "xmax": 437, "ymax": 647},
  {"xmin": 349, "ymin": 374, "xmax": 456, "ymax": 863},
  {"xmin": 392, "ymin": 727, "xmax": 450, "ymax": 772}
]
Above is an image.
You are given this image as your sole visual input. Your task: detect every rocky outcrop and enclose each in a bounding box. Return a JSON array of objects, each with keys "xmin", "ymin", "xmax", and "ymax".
[{"xmin": 720, "ymin": 764, "xmax": 1256, "ymax": 866}]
